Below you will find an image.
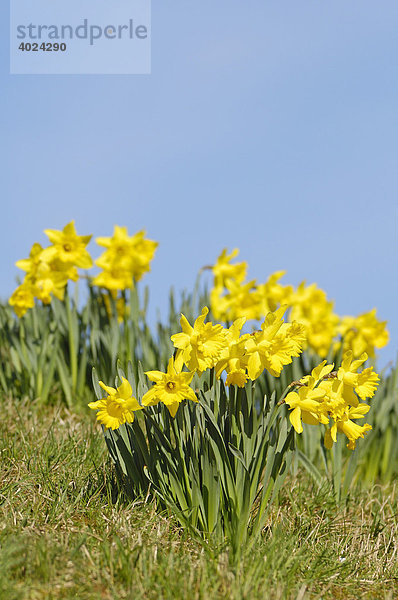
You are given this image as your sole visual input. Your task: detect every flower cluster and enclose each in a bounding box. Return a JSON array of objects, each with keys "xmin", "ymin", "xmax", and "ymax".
[
  {"xmin": 9, "ymin": 221, "xmax": 92, "ymax": 317},
  {"xmin": 90, "ymin": 305, "xmax": 306, "ymax": 426},
  {"xmin": 92, "ymin": 226, "xmax": 158, "ymax": 291},
  {"xmin": 210, "ymin": 249, "xmax": 292, "ymax": 323},
  {"xmin": 89, "ymin": 306, "xmax": 376, "ymax": 453},
  {"xmin": 171, "ymin": 305, "xmax": 306, "ymax": 383},
  {"xmin": 289, "ymin": 282, "xmax": 339, "ymax": 357},
  {"xmin": 9, "ymin": 223, "xmax": 159, "ymax": 318},
  {"xmin": 285, "ymin": 351, "xmax": 379, "ymax": 449},
  {"xmin": 338, "ymin": 309, "xmax": 389, "ymax": 358},
  {"xmin": 208, "ymin": 248, "xmax": 389, "ymax": 358}
]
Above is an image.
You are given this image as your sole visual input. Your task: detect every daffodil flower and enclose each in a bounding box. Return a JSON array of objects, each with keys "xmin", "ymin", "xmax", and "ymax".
[
  {"xmin": 142, "ymin": 354, "xmax": 197, "ymax": 417},
  {"xmin": 88, "ymin": 377, "xmax": 142, "ymax": 430}
]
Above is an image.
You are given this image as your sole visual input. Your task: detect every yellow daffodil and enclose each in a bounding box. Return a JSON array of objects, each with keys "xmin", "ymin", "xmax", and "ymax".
[
  {"xmin": 245, "ymin": 307, "xmax": 306, "ymax": 379},
  {"xmin": 285, "ymin": 385, "xmax": 327, "ymax": 433},
  {"xmin": 225, "ymin": 365, "xmax": 249, "ymax": 387},
  {"xmin": 94, "ymin": 227, "xmax": 158, "ymax": 290},
  {"xmin": 92, "ymin": 267, "xmax": 134, "ymax": 291},
  {"xmin": 339, "ymin": 309, "xmax": 389, "ymax": 357},
  {"xmin": 210, "ymin": 285, "xmax": 231, "ymax": 322},
  {"xmin": 317, "ymin": 379, "xmax": 349, "ymax": 422},
  {"xmin": 215, "ymin": 317, "xmax": 250, "ymax": 387},
  {"xmin": 324, "ymin": 404, "xmax": 372, "ymax": 450},
  {"xmin": 217, "ymin": 316, "xmax": 248, "ymax": 362},
  {"xmin": 299, "ymin": 359, "xmax": 335, "ymax": 386},
  {"xmin": 8, "ymin": 283, "xmax": 35, "ymax": 317},
  {"xmin": 355, "ymin": 367, "xmax": 380, "ymax": 401},
  {"xmin": 32, "ymin": 269, "xmax": 69, "ymax": 303},
  {"xmin": 285, "ymin": 360, "xmax": 335, "ymax": 432},
  {"xmin": 142, "ymin": 354, "xmax": 197, "ymax": 417},
  {"xmin": 42, "ymin": 221, "xmax": 93, "ymax": 269},
  {"xmin": 257, "ymin": 271, "xmax": 293, "ymax": 314},
  {"xmin": 171, "ymin": 307, "xmax": 227, "ymax": 373},
  {"xmin": 16, "ymin": 241, "xmax": 79, "ymax": 285},
  {"xmin": 10, "ymin": 234, "xmax": 84, "ymax": 316},
  {"xmin": 88, "ymin": 377, "xmax": 142, "ymax": 430},
  {"xmin": 210, "ymin": 248, "xmax": 247, "ymax": 288},
  {"xmin": 286, "ymin": 356, "xmax": 378, "ymax": 451},
  {"xmin": 222, "ymin": 279, "xmax": 262, "ymax": 322},
  {"xmin": 15, "ymin": 242, "xmax": 46, "ymax": 274},
  {"xmin": 337, "ymin": 350, "xmax": 379, "ymax": 402},
  {"xmin": 96, "ymin": 225, "xmax": 137, "ymax": 263},
  {"xmin": 289, "ymin": 282, "xmax": 339, "ymax": 357}
]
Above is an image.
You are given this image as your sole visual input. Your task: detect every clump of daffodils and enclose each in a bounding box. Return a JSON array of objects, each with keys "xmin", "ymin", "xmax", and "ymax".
[
  {"xmin": 208, "ymin": 248, "xmax": 389, "ymax": 359},
  {"xmin": 9, "ymin": 223, "xmax": 159, "ymax": 318},
  {"xmin": 171, "ymin": 305, "xmax": 306, "ymax": 384},
  {"xmin": 89, "ymin": 306, "xmax": 376, "ymax": 453},
  {"xmin": 285, "ymin": 351, "xmax": 379, "ymax": 450},
  {"xmin": 9, "ymin": 221, "xmax": 92, "ymax": 317},
  {"xmin": 288, "ymin": 281, "xmax": 339, "ymax": 357},
  {"xmin": 209, "ymin": 249, "xmax": 292, "ymax": 323},
  {"xmin": 92, "ymin": 226, "xmax": 158, "ymax": 291},
  {"xmin": 90, "ymin": 305, "xmax": 306, "ymax": 425},
  {"xmin": 338, "ymin": 309, "xmax": 389, "ymax": 358}
]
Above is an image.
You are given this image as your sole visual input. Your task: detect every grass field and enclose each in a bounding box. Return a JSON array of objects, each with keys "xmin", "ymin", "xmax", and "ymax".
[{"xmin": 1, "ymin": 395, "xmax": 396, "ymax": 600}]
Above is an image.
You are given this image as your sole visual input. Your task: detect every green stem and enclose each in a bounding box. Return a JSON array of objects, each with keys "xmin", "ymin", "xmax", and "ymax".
[
  {"xmin": 19, "ymin": 319, "xmax": 29, "ymax": 366},
  {"xmin": 31, "ymin": 305, "xmax": 39, "ymax": 339},
  {"xmin": 66, "ymin": 291, "xmax": 77, "ymax": 393},
  {"xmin": 123, "ymin": 289, "xmax": 132, "ymax": 364}
]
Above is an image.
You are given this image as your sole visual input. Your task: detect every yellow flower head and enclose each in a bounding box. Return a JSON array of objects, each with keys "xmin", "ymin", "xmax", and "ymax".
[
  {"xmin": 289, "ymin": 282, "xmax": 339, "ymax": 357},
  {"xmin": 286, "ymin": 355, "xmax": 378, "ymax": 451},
  {"xmin": 339, "ymin": 309, "xmax": 389, "ymax": 358},
  {"xmin": 171, "ymin": 307, "xmax": 227, "ymax": 373},
  {"xmin": 88, "ymin": 377, "xmax": 142, "ymax": 430},
  {"xmin": 257, "ymin": 271, "xmax": 293, "ymax": 314},
  {"xmin": 211, "ymin": 248, "xmax": 247, "ymax": 288},
  {"xmin": 128, "ymin": 230, "xmax": 158, "ymax": 280},
  {"xmin": 215, "ymin": 317, "xmax": 250, "ymax": 387},
  {"xmin": 285, "ymin": 385, "xmax": 327, "ymax": 434},
  {"xmin": 220, "ymin": 316, "xmax": 248, "ymax": 355},
  {"xmin": 142, "ymin": 354, "xmax": 197, "ymax": 417},
  {"xmin": 11, "ymin": 240, "xmax": 79, "ymax": 314},
  {"xmin": 299, "ymin": 359, "xmax": 335, "ymax": 386},
  {"xmin": 225, "ymin": 366, "xmax": 249, "ymax": 387},
  {"xmin": 245, "ymin": 306, "xmax": 306, "ymax": 379},
  {"xmin": 337, "ymin": 350, "xmax": 379, "ymax": 401},
  {"xmin": 324, "ymin": 404, "xmax": 372, "ymax": 450},
  {"xmin": 210, "ymin": 285, "xmax": 231, "ymax": 322},
  {"xmin": 222, "ymin": 279, "xmax": 262, "ymax": 322},
  {"xmin": 42, "ymin": 221, "xmax": 93, "ymax": 269},
  {"xmin": 9, "ymin": 283, "xmax": 36, "ymax": 317},
  {"xmin": 16, "ymin": 242, "xmax": 79, "ymax": 284},
  {"xmin": 92, "ymin": 267, "xmax": 134, "ymax": 291},
  {"xmin": 15, "ymin": 242, "xmax": 45, "ymax": 275},
  {"xmin": 95, "ymin": 227, "xmax": 158, "ymax": 288},
  {"xmin": 31, "ymin": 268, "xmax": 70, "ymax": 304},
  {"xmin": 317, "ymin": 379, "xmax": 348, "ymax": 421}
]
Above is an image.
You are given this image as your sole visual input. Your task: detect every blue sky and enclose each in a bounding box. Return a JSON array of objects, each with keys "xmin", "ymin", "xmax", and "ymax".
[{"xmin": 2, "ymin": 1, "xmax": 397, "ymax": 367}]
